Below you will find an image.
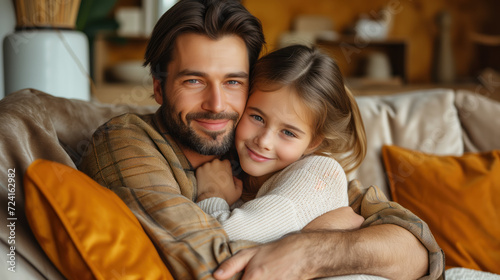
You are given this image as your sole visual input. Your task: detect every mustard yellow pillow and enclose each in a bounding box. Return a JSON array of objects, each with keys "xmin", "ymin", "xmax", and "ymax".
[
  {"xmin": 24, "ymin": 159, "xmax": 173, "ymax": 280},
  {"xmin": 382, "ymin": 146, "xmax": 500, "ymax": 273}
]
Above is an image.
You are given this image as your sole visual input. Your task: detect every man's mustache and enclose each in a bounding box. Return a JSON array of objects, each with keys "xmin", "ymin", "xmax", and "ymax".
[{"xmin": 186, "ymin": 112, "xmax": 239, "ymax": 122}]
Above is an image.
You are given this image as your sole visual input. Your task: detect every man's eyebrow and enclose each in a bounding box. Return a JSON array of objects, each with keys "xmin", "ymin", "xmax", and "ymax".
[
  {"xmin": 176, "ymin": 70, "xmax": 207, "ymax": 78},
  {"xmin": 226, "ymin": 71, "xmax": 249, "ymax": 79},
  {"xmin": 175, "ymin": 70, "xmax": 249, "ymax": 79},
  {"xmin": 247, "ymin": 106, "xmax": 306, "ymax": 135}
]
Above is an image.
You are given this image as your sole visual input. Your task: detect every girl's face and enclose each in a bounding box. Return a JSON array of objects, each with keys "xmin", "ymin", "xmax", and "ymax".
[{"xmin": 235, "ymin": 86, "xmax": 319, "ymax": 180}]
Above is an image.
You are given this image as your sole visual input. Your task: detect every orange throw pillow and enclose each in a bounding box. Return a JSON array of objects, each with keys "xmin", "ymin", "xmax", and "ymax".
[
  {"xmin": 382, "ymin": 145, "xmax": 500, "ymax": 273},
  {"xmin": 24, "ymin": 159, "xmax": 173, "ymax": 280}
]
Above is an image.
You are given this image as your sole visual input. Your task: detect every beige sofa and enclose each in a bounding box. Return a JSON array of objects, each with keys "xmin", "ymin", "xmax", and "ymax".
[{"xmin": 0, "ymin": 88, "xmax": 499, "ymax": 279}]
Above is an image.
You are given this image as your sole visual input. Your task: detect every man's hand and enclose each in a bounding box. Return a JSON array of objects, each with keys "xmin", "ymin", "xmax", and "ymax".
[
  {"xmin": 196, "ymin": 159, "xmax": 242, "ymax": 205},
  {"xmin": 214, "ymin": 234, "xmax": 314, "ymax": 280}
]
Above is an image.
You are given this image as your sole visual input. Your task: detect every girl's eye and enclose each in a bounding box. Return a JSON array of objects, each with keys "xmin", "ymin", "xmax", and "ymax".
[
  {"xmin": 283, "ymin": 130, "xmax": 297, "ymax": 138},
  {"xmin": 251, "ymin": 115, "xmax": 264, "ymax": 122}
]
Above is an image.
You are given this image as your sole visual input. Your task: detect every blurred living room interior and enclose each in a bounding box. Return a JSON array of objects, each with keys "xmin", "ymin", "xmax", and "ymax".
[
  {"xmin": 1, "ymin": 2, "xmax": 499, "ymax": 279},
  {"xmin": 1, "ymin": 0, "xmax": 499, "ymax": 104}
]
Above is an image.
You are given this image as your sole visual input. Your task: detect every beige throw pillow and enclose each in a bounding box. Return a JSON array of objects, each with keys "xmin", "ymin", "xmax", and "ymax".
[{"xmin": 351, "ymin": 89, "xmax": 463, "ymax": 198}]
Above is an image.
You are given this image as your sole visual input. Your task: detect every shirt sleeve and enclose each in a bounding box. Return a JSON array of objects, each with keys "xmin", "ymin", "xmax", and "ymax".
[
  {"xmin": 348, "ymin": 180, "xmax": 445, "ymax": 280},
  {"xmin": 198, "ymin": 156, "xmax": 349, "ymax": 243}
]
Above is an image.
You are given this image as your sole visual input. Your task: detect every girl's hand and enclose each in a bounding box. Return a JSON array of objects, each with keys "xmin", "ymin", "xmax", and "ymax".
[{"xmin": 196, "ymin": 159, "xmax": 243, "ymax": 205}]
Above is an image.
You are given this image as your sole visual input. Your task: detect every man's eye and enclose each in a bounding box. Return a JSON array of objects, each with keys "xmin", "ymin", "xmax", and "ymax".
[
  {"xmin": 186, "ymin": 79, "xmax": 200, "ymax": 84},
  {"xmin": 227, "ymin": 80, "xmax": 241, "ymax": 85}
]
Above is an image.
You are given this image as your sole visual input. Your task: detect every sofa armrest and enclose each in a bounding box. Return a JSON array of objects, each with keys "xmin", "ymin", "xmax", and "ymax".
[{"xmin": 0, "ymin": 88, "xmax": 157, "ymax": 279}]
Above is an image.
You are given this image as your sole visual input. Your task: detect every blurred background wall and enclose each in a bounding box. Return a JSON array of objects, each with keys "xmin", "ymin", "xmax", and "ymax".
[{"xmin": 243, "ymin": 0, "xmax": 500, "ymax": 83}]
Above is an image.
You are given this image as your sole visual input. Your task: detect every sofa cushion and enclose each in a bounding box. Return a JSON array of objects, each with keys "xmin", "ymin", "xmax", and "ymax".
[
  {"xmin": 24, "ymin": 159, "xmax": 173, "ymax": 280},
  {"xmin": 382, "ymin": 145, "xmax": 500, "ymax": 273},
  {"xmin": 352, "ymin": 89, "xmax": 463, "ymax": 198},
  {"xmin": 455, "ymin": 90, "xmax": 500, "ymax": 153}
]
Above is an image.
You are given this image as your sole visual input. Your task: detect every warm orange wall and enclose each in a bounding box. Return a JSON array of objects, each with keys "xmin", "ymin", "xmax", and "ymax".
[{"xmin": 243, "ymin": 0, "xmax": 498, "ymax": 83}]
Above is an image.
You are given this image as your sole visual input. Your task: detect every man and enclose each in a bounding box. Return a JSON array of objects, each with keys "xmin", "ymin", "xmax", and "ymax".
[{"xmin": 79, "ymin": 0, "xmax": 444, "ymax": 279}]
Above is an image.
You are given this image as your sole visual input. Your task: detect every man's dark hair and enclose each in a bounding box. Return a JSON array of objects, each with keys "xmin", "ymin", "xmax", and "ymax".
[{"xmin": 144, "ymin": 0, "xmax": 265, "ymax": 82}]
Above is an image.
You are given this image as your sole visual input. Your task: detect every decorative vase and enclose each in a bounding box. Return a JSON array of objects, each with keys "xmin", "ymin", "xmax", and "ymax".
[
  {"xmin": 433, "ymin": 11, "xmax": 456, "ymax": 84},
  {"xmin": 3, "ymin": 29, "xmax": 90, "ymax": 101},
  {"xmin": 3, "ymin": 0, "xmax": 90, "ymax": 101},
  {"xmin": 0, "ymin": 0, "xmax": 16, "ymax": 100}
]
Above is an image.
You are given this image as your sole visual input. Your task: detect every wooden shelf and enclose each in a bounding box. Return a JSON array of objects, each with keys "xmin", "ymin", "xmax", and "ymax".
[
  {"xmin": 92, "ymin": 82, "xmax": 500, "ymax": 106},
  {"xmin": 91, "ymin": 32, "xmax": 157, "ymax": 107},
  {"xmin": 316, "ymin": 37, "xmax": 408, "ymax": 83},
  {"xmin": 93, "ymin": 33, "xmax": 150, "ymax": 85}
]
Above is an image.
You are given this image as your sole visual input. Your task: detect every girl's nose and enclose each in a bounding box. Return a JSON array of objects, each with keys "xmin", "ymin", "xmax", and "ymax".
[{"xmin": 254, "ymin": 128, "xmax": 273, "ymax": 151}]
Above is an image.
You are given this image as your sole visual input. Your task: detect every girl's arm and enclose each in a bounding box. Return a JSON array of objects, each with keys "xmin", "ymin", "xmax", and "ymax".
[{"xmin": 197, "ymin": 156, "xmax": 354, "ymax": 243}]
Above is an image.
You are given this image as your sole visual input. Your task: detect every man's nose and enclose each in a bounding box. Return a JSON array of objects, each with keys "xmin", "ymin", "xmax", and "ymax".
[
  {"xmin": 202, "ymin": 84, "xmax": 226, "ymax": 113},
  {"xmin": 254, "ymin": 129, "xmax": 273, "ymax": 151}
]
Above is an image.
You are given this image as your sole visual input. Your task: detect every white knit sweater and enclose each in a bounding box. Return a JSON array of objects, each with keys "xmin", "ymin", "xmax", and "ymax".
[{"xmin": 197, "ymin": 155, "xmax": 349, "ymax": 243}]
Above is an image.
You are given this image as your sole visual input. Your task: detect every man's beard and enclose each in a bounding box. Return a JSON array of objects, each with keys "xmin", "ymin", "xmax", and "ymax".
[{"xmin": 160, "ymin": 101, "xmax": 239, "ymax": 156}]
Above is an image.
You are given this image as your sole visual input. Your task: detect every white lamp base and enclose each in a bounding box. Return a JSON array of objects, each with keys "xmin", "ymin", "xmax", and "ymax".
[{"xmin": 3, "ymin": 29, "xmax": 90, "ymax": 101}]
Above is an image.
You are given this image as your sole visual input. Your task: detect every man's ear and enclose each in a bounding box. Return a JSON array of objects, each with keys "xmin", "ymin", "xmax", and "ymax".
[
  {"xmin": 304, "ymin": 136, "xmax": 324, "ymax": 155},
  {"xmin": 153, "ymin": 78, "xmax": 163, "ymax": 105}
]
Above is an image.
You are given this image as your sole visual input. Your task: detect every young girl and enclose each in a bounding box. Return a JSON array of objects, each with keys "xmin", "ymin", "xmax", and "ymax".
[{"xmin": 196, "ymin": 44, "xmax": 367, "ymax": 243}]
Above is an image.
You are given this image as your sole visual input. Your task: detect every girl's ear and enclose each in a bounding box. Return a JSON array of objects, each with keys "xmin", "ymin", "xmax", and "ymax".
[
  {"xmin": 304, "ymin": 136, "xmax": 324, "ymax": 155},
  {"xmin": 153, "ymin": 78, "xmax": 164, "ymax": 105}
]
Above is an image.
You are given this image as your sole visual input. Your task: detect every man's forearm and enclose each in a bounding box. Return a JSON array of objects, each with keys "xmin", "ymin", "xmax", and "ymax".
[
  {"xmin": 306, "ymin": 224, "xmax": 428, "ymax": 279},
  {"xmin": 213, "ymin": 224, "xmax": 428, "ymax": 280}
]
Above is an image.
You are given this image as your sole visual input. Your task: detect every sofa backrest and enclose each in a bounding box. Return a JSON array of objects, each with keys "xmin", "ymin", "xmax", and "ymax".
[
  {"xmin": 351, "ymin": 89, "xmax": 464, "ymax": 198},
  {"xmin": 3, "ymin": 88, "xmax": 498, "ymax": 202}
]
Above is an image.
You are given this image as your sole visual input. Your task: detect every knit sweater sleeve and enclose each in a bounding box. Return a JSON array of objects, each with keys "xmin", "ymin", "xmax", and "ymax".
[{"xmin": 197, "ymin": 155, "xmax": 349, "ymax": 243}]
